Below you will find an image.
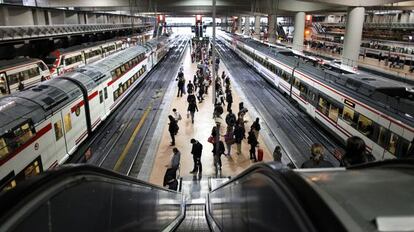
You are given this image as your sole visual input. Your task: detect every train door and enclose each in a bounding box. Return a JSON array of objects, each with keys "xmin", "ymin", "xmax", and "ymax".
[
  {"xmin": 0, "ymin": 72, "xmax": 9, "ymax": 96},
  {"xmin": 51, "ymin": 113, "xmax": 68, "ymax": 164}
]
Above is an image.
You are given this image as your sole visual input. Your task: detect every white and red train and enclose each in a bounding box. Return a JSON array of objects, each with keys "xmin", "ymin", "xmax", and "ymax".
[
  {"xmin": 0, "ymin": 35, "xmax": 171, "ymax": 190},
  {"xmin": 221, "ymin": 32, "xmax": 414, "ymax": 160},
  {"xmin": 0, "ymin": 58, "xmax": 50, "ymax": 97}
]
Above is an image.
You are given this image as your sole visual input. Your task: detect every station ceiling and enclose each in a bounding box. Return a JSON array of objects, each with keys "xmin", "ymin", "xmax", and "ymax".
[{"xmin": 40, "ymin": 0, "xmax": 414, "ymax": 16}]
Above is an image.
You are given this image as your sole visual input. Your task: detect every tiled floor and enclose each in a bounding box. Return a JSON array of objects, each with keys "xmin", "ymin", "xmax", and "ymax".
[{"xmin": 149, "ymin": 48, "xmax": 272, "ymax": 187}]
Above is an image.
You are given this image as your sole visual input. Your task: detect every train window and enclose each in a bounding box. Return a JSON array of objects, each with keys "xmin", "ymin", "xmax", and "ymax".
[
  {"xmin": 123, "ymin": 83, "xmax": 128, "ymax": 91},
  {"xmin": 38, "ymin": 62, "xmax": 48, "ymax": 71},
  {"xmin": 377, "ymin": 127, "xmax": 389, "ymax": 148},
  {"xmin": 64, "ymin": 113, "xmax": 72, "ymax": 133},
  {"xmin": 113, "ymin": 91, "xmax": 119, "ymax": 101},
  {"xmin": 119, "ymin": 83, "xmax": 124, "ymax": 94},
  {"xmin": 121, "ymin": 65, "xmax": 126, "ymax": 74},
  {"xmin": 0, "ymin": 73, "xmax": 7, "ymax": 94},
  {"xmin": 104, "ymin": 87, "xmax": 108, "ymax": 99},
  {"xmin": 328, "ymin": 105, "xmax": 339, "ymax": 122},
  {"xmin": 342, "ymin": 106, "xmax": 355, "ymax": 124},
  {"xmin": 111, "ymin": 71, "xmax": 116, "ymax": 79},
  {"xmin": 396, "ymin": 138, "xmax": 410, "ymax": 157},
  {"xmin": 129, "ymin": 61, "xmax": 133, "ymax": 67},
  {"xmin": 299, "ymin": 83, "xmax": 308, "ymax": 95},
  {"xmin": 0, "ymin": 137, "xmax": 10, "ymax": 161},
  {"xmin": 7, "ymin": 73, "xmax": 20, "ymax": 85},
  {"xmin": 14, "ymin": 123, "xmax": 35, "ymax": 146},
  {"xmin": 116, "ymin": 68, "xmax": 122, "ymax": 77},
  {"xmin": 318, "ymin": 97, "xmax": 329, "ymax": 115},
  {"xmin": 54, "ymin": 121, "xmax": 63, "ymax": 141},
  {"xmin": 357, "ymin": 115, "xmax": 373, "ymax": 137},
  {"xmin": 99, "ymin": 91, "xmax": 103, "ymax": 103},
  {"xmin": 125, "ymin": 63, "xmax": 130, "ymax": 70},
  {"xmin": 388, "ymin": 133, "xmax": 399, "ymax": 155}
]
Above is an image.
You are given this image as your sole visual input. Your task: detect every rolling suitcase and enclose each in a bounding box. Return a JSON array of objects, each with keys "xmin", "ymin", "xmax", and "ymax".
[{"xmin": 257, "ymin": 148, "xmax": 264, "ymax": 161}]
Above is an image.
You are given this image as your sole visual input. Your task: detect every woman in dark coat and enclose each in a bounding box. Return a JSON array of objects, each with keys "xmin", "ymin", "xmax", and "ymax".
[{"xmin": 168, "ymin": 115, "xmax": 178, "ymax": 146}]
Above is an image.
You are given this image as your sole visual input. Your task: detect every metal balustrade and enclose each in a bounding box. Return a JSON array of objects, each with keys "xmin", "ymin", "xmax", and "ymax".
[{"xmin": 0, "ymin": 23, "xmax": 153, "ymax": 42}]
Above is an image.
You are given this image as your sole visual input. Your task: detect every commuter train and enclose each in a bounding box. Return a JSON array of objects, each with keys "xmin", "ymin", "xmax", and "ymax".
[
  {"xmin": 0, "ymin": 58, "xmax": 50, "ymax": 97},
  {"xmin": 45, "ymin": 33, "xmax": 153, "ymax": 77},
  {"xmin": 221, "ymin": 32, "xmax": 414, "ymax": 160},
  {"xmin": 0, "ymin": 35, "xmax": 171, "ymax": 191}
]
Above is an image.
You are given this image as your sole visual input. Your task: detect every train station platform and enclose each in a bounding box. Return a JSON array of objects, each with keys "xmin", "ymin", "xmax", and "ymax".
[{"xmin": 143, "ymin": 46, "xmax": 272, "ymax": 187}]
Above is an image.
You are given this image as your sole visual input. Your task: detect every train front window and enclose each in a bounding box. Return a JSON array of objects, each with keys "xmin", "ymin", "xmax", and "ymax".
[{"xmin": 14, "ymin": 123, "xmax": 35, "ymax": 146}]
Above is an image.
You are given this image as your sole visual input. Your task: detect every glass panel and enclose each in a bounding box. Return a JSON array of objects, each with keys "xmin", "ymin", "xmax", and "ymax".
[
  {"xmin": 378, "ymin": 127, "xmax": 389, "ymax": 148},
  {"xmin": 16, "ymin": 123, "xmax": 34, "ymax": 145},
  {"xmin": 0, "ymin": 137, "xmax": 10, "ymax": 161},
  {"xmin": 64, "ymin": 113, "xmax": 72, "ymax": 133},
  {"xmin": 388, "ymin": 133, "xmax": 399, "ymax": 155},
  {"xmin": 104, "ymin": 87, "xmax": 108, "ymax": 99},
  {"xmin": 328, "ymin": 105, "xmax": 339, "ymax": 122},
  {"xmin": 99, "ymin": 91, "xmax": 103, "ymax": 103},
  {"xmin": 318, "ymin": 97, "xmax": 329, "ymax": 115},
  {"xmin": 54, "ymin": 121, "xmax": 63, "ymax": 141},
  {"xmin": 0, "ymin": 73, "xmax": 7, "ymax": 94},
  {"xmin": 357, "ymin": 114, "xmax": 373, "ymax": 137},
  {"xmin": 342, "ymin": 106, "xmax": 355, "ymax": 124}
]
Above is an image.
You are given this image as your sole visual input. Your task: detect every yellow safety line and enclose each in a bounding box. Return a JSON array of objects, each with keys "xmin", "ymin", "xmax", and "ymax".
[{"xmin": 113, "ymin": 103, "xmax": 152, "ymax": 172}]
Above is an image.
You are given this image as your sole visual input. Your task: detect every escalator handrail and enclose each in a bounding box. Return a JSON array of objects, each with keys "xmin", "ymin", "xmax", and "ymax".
[{"xmin": 0, "ymin": 164, "xmax": 181, "ymax": 221}]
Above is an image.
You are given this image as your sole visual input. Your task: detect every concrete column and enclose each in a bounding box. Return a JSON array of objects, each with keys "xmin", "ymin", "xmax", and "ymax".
[
  {"xmin": 293, "ymin": 11, "xmax": 305, "ymax": 51},
  {"xmin": 244, "ymin": 16, "xmax": 250, "ymax": 35},
  {"xmin": 237, "ymin": 16, "xmax": 242, "ymax": 34},
  {"xmin": 254, "ymin": 15, "xmax": 261, "ymax": 39},
  {"xmin": 342, "ymin": 7, "xmax": 365, "ymax": 67},
  {"xmin": 268, "ymin": 14, "xmax": 276, "ymax": 43}
]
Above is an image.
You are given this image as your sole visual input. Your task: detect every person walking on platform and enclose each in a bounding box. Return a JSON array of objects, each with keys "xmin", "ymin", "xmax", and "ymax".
[
  {"xmin": 187, "ymin": 81, "xmax": 194, "ymax": 94},
  {"xmin": 193, "ymin": 75, "xmax": 198, "ymax": 92},
  {"xmin": 212, "ymin": 139, "xmax": 225, "ymax": 171},
  {"xmin": 225, "ymin": 89, "xmax": 233, "ymax": 112},
  {"xmin": 177, "ymin": 71, "xmax": 185, "ymax": 97},
  {"xmin": 168, "ymin": 115, "xmax": 179, "ymax": 146},
  {"xmin": 247, "ymin": 129, "xmax": 258, "ymax": 162},
  {"xmin": 197, "ymin": 83, "xmax": 205, "ymax": 103},
  {"xmin": 187, "ymin": 96, "xmax": 199, "ymax": 124},
  {"xmin": 224, "ymin": 126, "xmax": 234, "ymax": 156},
  {"xmin": 251, "ymin": 118, "xmax": 261, "ymax": 139},
  {"xmin": 203, "ymin": 78, "xmax": 209, "ymax": 95},
  {"xmin": 273, "ymin": 146, "xmax": 282, "ymax": 162},
  {"xmin": 225, "ymin": 109, "xmax": 236, "ymax": 128},
  {"xmin": 190, "ymin": 139, "xmax": 203, "ymax": 174},
  {"xmin": 301, "ymin": 144, "xmax": 333, "ymax": 168},
  {"xmin": 172, "ymin": 108, "xmax": 182, "ymax": 123},
  {"xmin": 163, "ymin": 147, "xmax": 181, "ymax": 190},
  {"xmin": 234, "ymin": 122, "xmax": 245, "ymax": 155}
]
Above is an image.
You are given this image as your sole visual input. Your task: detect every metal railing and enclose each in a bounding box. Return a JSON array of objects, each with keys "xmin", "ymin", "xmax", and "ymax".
[{"xmin": 0, "ymin": 23, "xmax": 153, "ymax": 42}]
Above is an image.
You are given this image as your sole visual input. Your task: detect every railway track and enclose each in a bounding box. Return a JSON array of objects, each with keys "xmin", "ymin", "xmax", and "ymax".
[
  {"xmin": 68, "ymin": 35, "xmax": 189, "ymax": 176},
  {"xmin": 216, "ymin": 38, "xmax": 342, "ymax": 167}
]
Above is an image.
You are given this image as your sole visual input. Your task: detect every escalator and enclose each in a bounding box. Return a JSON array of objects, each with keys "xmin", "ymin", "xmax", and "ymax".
[{"xmin": 1, "ymin": 161, "xmax": 413, "ymax": 231}]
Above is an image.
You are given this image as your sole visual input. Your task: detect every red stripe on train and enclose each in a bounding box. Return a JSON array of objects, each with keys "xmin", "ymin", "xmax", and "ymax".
[
  {"xmin": 0, "ymin": 123, "xmax": 52, "ymax": 166},
  {"xmin": 70, "ymin": 91, "xmax": 98, "ymax": 113}
]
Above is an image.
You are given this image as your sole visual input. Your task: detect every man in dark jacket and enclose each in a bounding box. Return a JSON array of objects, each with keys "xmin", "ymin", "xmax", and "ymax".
[
  {"xmin": 225, "ymin": 109, "xmax": 236, "ymax": 127},
  {"xmin": 190, "ymin": 139, "xmax": 203, "ymax": 174},
  {"xmin": 225, "ymin": 90, "xmax": 233, "ymax": 112},
  {"xmin": 212, "ymin": 140, "xmax": 225, "ymax": 170}
]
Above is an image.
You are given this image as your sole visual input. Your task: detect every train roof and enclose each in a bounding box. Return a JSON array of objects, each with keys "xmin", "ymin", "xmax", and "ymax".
[
  {"xmin": 145, "ymin": 35, "xmax": 169, "ymax": 49},
  {"xmin": 297, "ymin": 162, "xmax": 414, "ymax": 231},
  {"xmin": 0, "ymin": 58, "xmax": 41, "ymax": 71},
  {"xmin": 235, "ymin": 35, "xmax": 414, "ymax": 125},
  {"xmin": 52, "ymin": 38, "xmax": 123, "ymax": 55},
  {"xmin": 0, "ymin": 78, "xmax": 81, "ymax": 133}
]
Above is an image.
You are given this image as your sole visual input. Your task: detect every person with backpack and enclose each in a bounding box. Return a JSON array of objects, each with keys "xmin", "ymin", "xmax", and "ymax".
[
  {"xmin": 212, "ymin": 139, "xmax": 225, "ymax": 171},
  {"xmin": 234, "ymin": 122, "xmax": 245, "ymax": 155},
  {"xmin": 224, "ymin": 126, "xmax": 234, "ymax": 156},
  {"xmin": 225, "ymin": 89, "xmax": 233, "ymax": 112},
  {"xmin": 247, "ymin": 128, "xmax": 258, "ymax": 162},
  {"xmin": 190, "ymin": 139, "xmax": 203, "ymax": 174},
  {"xmin": 187, "ymin": 81, "xmax": 194, "ymax": 94},
  {"xmin": 251, "ymin": 118, "xmax": 261, "ymax": 139},
  {"xmin": 187, "ymin": 95, "xmax": 199, "ymax": 124},
  {"xmin": 168, "ymin": 115, "xmax": 179, "ymax": 146},
  {"xmin": 163, "ymin": 147, "xmax": 181, "ymax": 190},
  {"xmin": 225, "ymin": 109, "xmax": 236, "ymax": 127}
]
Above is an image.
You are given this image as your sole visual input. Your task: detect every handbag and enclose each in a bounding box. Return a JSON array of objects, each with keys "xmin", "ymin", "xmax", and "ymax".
[{"xmin": 208, "ymin": 136, "xmax": 214, "ymax": 144}]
